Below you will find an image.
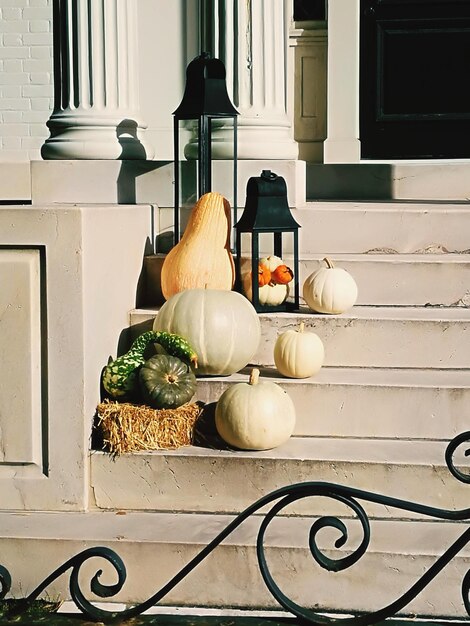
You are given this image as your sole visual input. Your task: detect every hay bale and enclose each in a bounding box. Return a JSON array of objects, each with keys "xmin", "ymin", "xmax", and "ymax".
[{"xmin": 96, "ymin": 400, "xmax": 202, "ymax": 456}]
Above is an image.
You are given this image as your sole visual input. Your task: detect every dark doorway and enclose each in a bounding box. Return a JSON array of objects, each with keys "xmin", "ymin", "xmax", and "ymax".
[
  {"xmin": 293, "ymin": 0, "xmax": 326, "ymax": 21},
  {"xmin": 360, "ymin": 0, "xmax": 470, "ymax": 159}
]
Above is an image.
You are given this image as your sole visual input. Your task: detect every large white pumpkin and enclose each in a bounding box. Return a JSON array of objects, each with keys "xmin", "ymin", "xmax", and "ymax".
[
  {"xmin": 274, "ymin": 322, "xmax": 324, "ymax": 378},
  {"xmin": 215, "ymin": 368, "xmax": 296, "ymax": 450},
  {"xmin": 303, "ymin": 257, "xmax": 358, "ymax": 314},
  {"xmin": 153, "ymin": 288, "xmax": 261, "ymax": 376}
]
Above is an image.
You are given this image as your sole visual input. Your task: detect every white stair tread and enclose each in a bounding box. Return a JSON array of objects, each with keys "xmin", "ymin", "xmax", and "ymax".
[
  {"xmin": 91, "ymin": 436, "xmax": 463, "ymax": 467},
  {"xmin": 3, "ymin": 510, "xmax": 467, "ymax": 616},
  {"xmin": 196, "ymin": 367, "xmax": 470, "ymax": 440},
  {"xmin": 1, "ymin": 510, "xmax": 468, "ymax": 557},
  {"xmin": 289, "ymin": 253, "xmax": 470, "ymax": 262},
  {"xmin": 134, "ymin": 305, "xmax": 470, "ymax": 322},
  {"xmin": 202, "ymin": 366, "xmax": 470, "ymax": 389},
  {"xmin": 301, "ymin": 200, "xmax": 470, "ymax": 212},
  {"xmin": 133, "ymin": 306, "xmax": 470, "ymax": 368},
  {"xmin": 266, "ymin": 305, "xmax": 470, "ymax": 321}
]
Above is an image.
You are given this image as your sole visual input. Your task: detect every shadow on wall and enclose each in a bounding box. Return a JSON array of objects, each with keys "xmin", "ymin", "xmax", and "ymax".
[
  {"xmin": 116, "ymin": 119, "xmax": 148, "ymax": 159},
  {"xmin": 306, "ymin": 163, "xmax": 395, "ymax": 200},
  {"xmin": 115, "ymin": 118, "xmax": 171, "ymax": 205}
]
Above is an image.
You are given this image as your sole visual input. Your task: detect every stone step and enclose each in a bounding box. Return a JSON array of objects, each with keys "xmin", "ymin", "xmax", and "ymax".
[
  {"xmin": 2, "ymin": 510, "xmax": 468, "ymax": 617},
  {"xmin": 256, "ymin": 307, "xmax": 470, "ymax": 369},
  {"xmin": 157, "ymin": 201, "xmax": 470, "ymax": 256},
  {"xmin": 145, "ymin": 252, "xmax": 470, "ymax": 306},
  {"xmin": 143, "ymin": 253, "xmax": 470, "ymax": 308},
  {"xmin": 90, "ymin": 437, "xmax": 469, "ymax": 518},
  {"xmin": 195, "ymin": 367, "xmax": 470, "ymax": 440},
  {"xmin": 298, "ymin": 253, "xmax": 470, "ymax": 307},
  {"xmin": 305, "ymin": 162, "xmax": 470, "ymax": 201},
  {"xmin": 295, "ymin": 201, "xmax": 470, "ymax": 255},
  {"xmin": 130, "ymin": 306, "xmax": 470, "ymax": 369}
]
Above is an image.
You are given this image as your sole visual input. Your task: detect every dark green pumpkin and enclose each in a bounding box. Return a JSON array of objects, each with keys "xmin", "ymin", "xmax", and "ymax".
[{"xmin": 139, "ymin": 354, "xmax": 197, "ymax": 409}]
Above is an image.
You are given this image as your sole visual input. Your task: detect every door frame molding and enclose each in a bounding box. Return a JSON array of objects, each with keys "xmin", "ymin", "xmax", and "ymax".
[{"xmin": 323, "ymin": 0, "xmax": 362, "ymax": 163}]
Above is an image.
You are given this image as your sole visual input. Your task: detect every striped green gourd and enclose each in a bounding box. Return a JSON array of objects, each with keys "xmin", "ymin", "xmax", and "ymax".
[{"xmin": 102, "ymin": 330, "xmax": 198, "ymax": 398}]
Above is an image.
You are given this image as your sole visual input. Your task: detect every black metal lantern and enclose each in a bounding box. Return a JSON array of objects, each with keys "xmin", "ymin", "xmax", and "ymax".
[
  {"xmin": 173, "ymin": 52, "xmax": 239, "ymax": 244},
  {"xmin": 235, "ymin": 170, "xmax": 301, "ymax": 313}
]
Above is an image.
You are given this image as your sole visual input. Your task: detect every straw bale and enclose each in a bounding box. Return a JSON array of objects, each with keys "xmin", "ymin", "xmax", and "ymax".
[{"xmin": 96, "ymin": 399, "xmax": 202, "ymax": 456}]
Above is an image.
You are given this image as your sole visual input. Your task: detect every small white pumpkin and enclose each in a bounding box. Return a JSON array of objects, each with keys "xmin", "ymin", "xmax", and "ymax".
[
  {"xmin": 242, "ymin": 275, "xmax": 289, "ymax": 306},
  {"xmin": 259, "ymin": 255, "xmax": 283, "ymax": 272},
  {"xmin": 303, "ymin": 257, "xmax": 358, "ymax": 314},
  {"xmin": 241, "ymin": 257, "xmax": 288, "ymax": 306},
  {"xmin": 274, "ymin": 322, "xmax": 324, "ymax": 378},
  {"xmin": 153, "ymin": 288, "xmax": 260, "ymax": 376},
  {"xmin": 215, "ymin": 368, "xmax": 296, "ymax": 450}
]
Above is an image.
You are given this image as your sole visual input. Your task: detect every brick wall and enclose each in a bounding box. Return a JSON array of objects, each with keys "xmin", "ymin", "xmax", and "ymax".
[{"xmin": 0, "ymin": 0, "xmax": 53, "ymax": 162}]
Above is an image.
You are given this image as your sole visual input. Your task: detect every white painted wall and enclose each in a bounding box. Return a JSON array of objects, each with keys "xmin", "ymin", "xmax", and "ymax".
[
  {"xmin": 0, "ymin": 0, "xmax": 53, "ymax": 162},
  {"xmin": 137, "ymin": 0, "xmax": 199, "ymax": 161}
]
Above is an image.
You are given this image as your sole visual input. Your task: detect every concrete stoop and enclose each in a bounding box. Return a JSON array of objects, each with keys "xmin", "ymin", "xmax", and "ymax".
[
  {"xmin": 1, "ymin": 169, "xmax": 469, "ymax": 620},
  {"xmin": 118, "ymin": 191, "xmax": 470, "ymax": 618}
]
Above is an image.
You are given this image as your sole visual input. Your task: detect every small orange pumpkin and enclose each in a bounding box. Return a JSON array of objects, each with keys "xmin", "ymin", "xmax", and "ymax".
[
  {"xmin": 271, "ymin": 264, "xmax": 294, "ymax": 285},
  {"xmin": 258, "ymin": 264, "xmax": 272, "ymax": 287}
]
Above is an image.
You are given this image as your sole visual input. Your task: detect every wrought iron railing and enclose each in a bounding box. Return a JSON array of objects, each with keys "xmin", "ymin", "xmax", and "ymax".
[{"xmin": 1, "ymin": 431, "xmax": 469, "ymax": 624}]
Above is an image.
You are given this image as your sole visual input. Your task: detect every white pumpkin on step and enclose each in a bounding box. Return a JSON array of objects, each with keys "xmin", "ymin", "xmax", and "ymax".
[
  {"xmin": 215, "ymin": 368, "xmax": 296, "ymax": 450},
  {"xmin": 274, "ymin": 322, "xmax": 324, "ymax": 378},
  {"xmin": 153, "ymin": 288, "xmax": 260, "ymax": 376},
  {"xmin": 303, "ymin": 257, "xmax": 358, "ymax": 314}
]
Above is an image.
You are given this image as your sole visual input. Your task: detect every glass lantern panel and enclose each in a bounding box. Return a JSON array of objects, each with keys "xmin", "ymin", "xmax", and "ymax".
[
  {"xmin": 177, "ymin": 116, "xmax": 237, "ymax": 246},
  {"xmin": 175, "ymin": 119, "xmax": 198, "ymax": 242}
]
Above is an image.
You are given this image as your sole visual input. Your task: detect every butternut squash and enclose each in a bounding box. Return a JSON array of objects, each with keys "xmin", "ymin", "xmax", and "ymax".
[{"xmin": 161, "ymin": 192, "xmax": 235, "ymax": 300}]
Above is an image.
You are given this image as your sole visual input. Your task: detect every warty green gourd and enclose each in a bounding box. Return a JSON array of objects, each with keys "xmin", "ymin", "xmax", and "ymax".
[{"xmin": 102, "ymin": 330, "xmax": 198, "ymax": 398}]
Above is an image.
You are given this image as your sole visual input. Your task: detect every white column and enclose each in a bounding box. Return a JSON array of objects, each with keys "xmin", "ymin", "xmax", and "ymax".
[
  {"xmin": 42, "ymin": 0, "xmax": 153, "ymax": 160},
  {"xmin": 323, "ymin": 0, "xmax": 361, "ymax": 163},
  {"xmin": 202, "ymin": 0, "xmax": 298, "ymax": 159}
]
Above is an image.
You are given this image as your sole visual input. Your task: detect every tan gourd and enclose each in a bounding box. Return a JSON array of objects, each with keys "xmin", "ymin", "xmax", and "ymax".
[{"xmin": 161, "ymin": 192, "xmax": 235, "ymax": 300}]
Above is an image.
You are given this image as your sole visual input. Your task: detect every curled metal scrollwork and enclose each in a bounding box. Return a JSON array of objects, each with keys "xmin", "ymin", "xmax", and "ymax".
[
  {"xmin": 445, "ymin": 430, "xmax": 470, "ymax": 484},
  {"xmin": 1, "ymin": 431, "xmax": 469, "ymax": 624},
  {"xmin": 0, "ymin": 564, "xmax": 11, "ymax": 601}
]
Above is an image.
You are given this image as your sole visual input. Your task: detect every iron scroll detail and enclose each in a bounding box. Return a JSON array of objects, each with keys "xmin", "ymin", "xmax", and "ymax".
[{"xmin": 2, "ymin": 431, "xmax": 470, "ymax": 623}]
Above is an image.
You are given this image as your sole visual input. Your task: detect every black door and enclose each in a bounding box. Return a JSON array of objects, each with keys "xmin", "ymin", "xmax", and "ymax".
[{"xmin": 360, "ymin": 0, "xmax": 470, "ymax": 159}]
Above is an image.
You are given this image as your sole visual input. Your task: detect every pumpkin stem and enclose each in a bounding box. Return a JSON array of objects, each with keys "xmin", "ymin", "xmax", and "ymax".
[
  {"xmin": 249, "ymin": 368, "xmax": 260, "ymax": 385},
  {"xmin": 323, "ymin": 257, "xmax": 335, "ymax": 269},
  {"xmin": 299, "ymin": 322, "xmax": 305, "ymax": 333}
]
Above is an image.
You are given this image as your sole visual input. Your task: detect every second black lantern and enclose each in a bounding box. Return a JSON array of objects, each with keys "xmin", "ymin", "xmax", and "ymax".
[
  {"xmin": 235, "ymin": 170, "xmax": 300, "ymax": 313},
  {"xmin": 173, "ymin": 52, "xmax": 239, "ymax": 244}
]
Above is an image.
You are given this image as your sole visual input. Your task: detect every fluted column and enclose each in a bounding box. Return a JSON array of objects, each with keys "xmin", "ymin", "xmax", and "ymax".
[
  {"xmin": 42, "ymin": 0, "xmax": 153, "ymax": 160},
  {"xmin": 201, "ymin": 0, "xmax": 298, "ymax": 159}
]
